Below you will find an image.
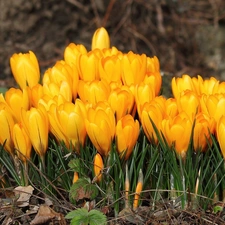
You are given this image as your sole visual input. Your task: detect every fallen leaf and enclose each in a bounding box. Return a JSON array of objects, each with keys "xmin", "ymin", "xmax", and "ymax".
[
  {"xmin": 30, "ymin": 205, "xmax": 66, "ymax": 225},
  {"xmin": 14, "ymin": 185, "xmax": 34, "ymax": 207}
]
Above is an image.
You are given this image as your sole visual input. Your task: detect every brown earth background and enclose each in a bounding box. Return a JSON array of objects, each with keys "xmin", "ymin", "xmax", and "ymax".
[{"xmin": 1, "ymin": 0, "xmax": 225, "ymax": 93}]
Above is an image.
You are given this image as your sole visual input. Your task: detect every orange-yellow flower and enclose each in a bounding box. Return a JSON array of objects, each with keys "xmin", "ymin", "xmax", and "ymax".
[
  {"xmin": 93, "ymin": 153, "xmax": 104, "ymax": 182},
  {"xmin": 121, "ymin": 52, "xmax": 147, "ymax": 86},
  {"xmin": 99, "ymin": 55, "xmax": 122, "ymax": 83},
  {"xmin": 21, "ymin": 107, "xmax": 49, "ymax": 157},
  {"xmin": 54, "ymin": 101, "xmax": 87, "ymax": 151},
  {"xmin": 64, "ymin": 43, "xmax": 87, "ymax": 66},
  {"xmin": 78, "ymin": 80, "xmax": 110, "ymax": 105},
  {"xmin": 176, "ymin": 90, "xmax": 200, "ymax": 120},
  {"xmin": 47, "ymin": 103, "xmax": 69, "ymax": 147},
  {"xmin": 116, "ymin": 115, "xmax": 139, "ymax": 160},
  {"xmin": 42, "ymin": 61, "xmax": 73, "ymax": 88},
  {"xmin": 165, "ymin": 98, "xmax": 178, "ymax": 118},
  {"xmin": 43, "ymin": 81, "xmax": 72, "ymax": 102},
  {"xmin": 172, "ymin": 74, "xmax": 196, "ymax": 99},
  {"xmin": 200, "ymin": 94, "xmax": 225, "ymax": 123},
  {"xmin": 77, "ymin": 51, "xmax": 100, "ymax": 81},
  {"xmin": 91, "ymin": 27, "xmax": 110, "ymax": 50},
  {"xmin": 30, "ymin": 84, "xmax": 44, "ymax": 108},
  {"xmin": 135, "ymin": 83, "xmax": 155, "ymax": 116},
  {"xmin": 145, "ymin": 56, "xmax": 162, "ymax": 96},
  {"xmin": 4, "ymin": 88, "xmax": 30, "ymax": 122},
  {"xmin": 216, "ymin": 115, "xmax": 225, "ymax": 159},
  {"xmin": 12, "ymin": 123, "xmax": 32, "ymax": 162},
  {"xmin": 161, "ymin": 112, "xmax": 192, "ymax": 159},
  {"xmin": 85, "ymin": 102, "xmax": 115, "ymax": 156},
  {"xmin": 193, "ymin": 113, "xmax": 215, "ymax": 152},
  {"xmin": 10, "ymin": 51, "xmax": 40, "ymax": 89},
  {"xmin": 192, "ymin": 75, "xmax": 224, "ymax": 95},
  {"xmin": 0, "ymin": 106, "xmax": 15, "ymax": 155},
  {"xmin": 108, "ymin": 86, "xmax": 134, "ymax": 121},
  {"xmin": 140, "ymin": 98, "xmax": 165, "ymax": 144}
]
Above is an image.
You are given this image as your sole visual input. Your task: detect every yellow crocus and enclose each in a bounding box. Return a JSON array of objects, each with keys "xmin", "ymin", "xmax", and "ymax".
[
  {"xmin": 85, "ymin": 102, "xmax": 115, "ymax": 156},
  {"xmin": 121, "ymin": 52, "xmax": 147, "ymax": 86},
  {"xmin": 12, "ymin": 123, "xmax": 32, "ymax": 162},
  {"xmin": 78, "ymin": 80, "xmax": 110, "ymax": 105},
  {"xmin": 91, "ymin": 27, "xmax": 110, "ymax": 50},
  {"xmin": 0, "ymin": 106, "xmax": 15, "ymax": 155},
  {"xmin": 4, "ymin": 88, "xmax": 30, "ymax": 122},
  {"xmin": 135, "ymin": 83, "xmax": 155, "ymax": 116},
  {"xmin": 217, "ymin": 115, "xmax": 225, "ymax": 159},
  {"xmin": 116, "ymin": 115, "xmax": 139, "ymax": 160},
  {"xmin": 161, "ymin": 112, "xmax": 192, "ymax": 159},
  {"xmin": 172, "ymin": 74, "xmax": 196, "ymax": 99},
  {"xmin": 43, "ymin": 81, "xmax": 72, "ymax": 102},
  {"xmin": 42, "ymin": 61, "xmax": 74, "ymax": 89},
  {"xmin": 176, "ymin": 90, "xmax": 200, "ymax": 120},
  {"xmin": 93, "ymin": 153, "xmax": 104, "ymax": 182},
  {"xmin": 77, "ymin": 51, "xmax": 100, "ymax": 81},
  {"xmin": 99, "ymin": 55, "xmax": 122, "ymax": 83},
  {"xmin": 64, "ymin": 43, "xmax": 87, "ymax": 66},
  {"xmin": 194, "ymin": 113, "xmax": 215, "ymax": 152},
  {"xmin": 165, "ymin": 98, "xmax": 178, "ymax": 118},
  {"xmin": 145, "ymin": 56, "xmax": 162, "ymax": 96},
  {"xmin": 21, "ymin": 107, "xmax": 49, "ymax": 158},
  {"xmin": 200, "ymin": 93, "xmax": 225, "ymax": 123},
  {"xmin": 30, "ymin": 84, "xmax": 44, "ymax": 108},
  {"xmin": 140, "ymin": 102, "xmax": 164, "ymax": 144},
  {"xmin": 56, "ymin": 101, "xmax": 87, "ymax": 152},
  {"xmin": 10, "ymin": 51, "xmax": 40, "ymax": 89},
  {"xmin": 108, "ymin": 87, "xmax": 134, "ymax": 122},
  {"xmin": 47, "ymin": 103, "xmax": 69, "ymax": 147}
]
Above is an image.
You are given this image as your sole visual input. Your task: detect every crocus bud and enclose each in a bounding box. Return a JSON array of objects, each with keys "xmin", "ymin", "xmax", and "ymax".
[
  {"xmin": 21, "ymin": 107, "xmax": 49, "ymax": 158},
  {"xmin": 92, "ymin": 27, "xmax": 110, "ymax": 50},
  {"xmin": 133, "ymin": 169, "xmax": 143, "ymax": 211},
  {"xmin": 10, "ymin": 51, "xmax": 40, "ymax": 89},
  {"xmin": 93, "ymin": 153, "xmax": 104, "ymax": 182},
  {"xmin": 13, "ymin": 123, "xmax": 32, "ymax": 162}
]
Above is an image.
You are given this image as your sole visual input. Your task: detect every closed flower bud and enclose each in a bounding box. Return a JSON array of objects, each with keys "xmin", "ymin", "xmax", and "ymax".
[
  {"xmin": 217, "ymin": 115, "xmax": 225, "ymax": 159},
  {"xmin": 121, "ymin": 52, "xmax": 147, "ymax": 86},
  {"xmin": 85, "ymin": 102, "xmax": 115, "ymax": 156},
  {"xmin": 21, "ymin": 107, "xmax": 49, "ymax": 157},
  {"xmin": 92, "ymin": 27, "xmax": 110, "ymax": 50},
  {"xmin": 10, "ymin": 51, "xmax": 40, "ymax": 89},
  {"xmin": 13, "ymin": 123, "xmax": 32, "ymax": 162},
  {"xmin": 0, "ymin": 106, "xmax": 15, "ymax": 155},
  {"xmin": 161, "ymin": 112, "xmax": 192, "ymax": 159},
  {"xmin": 116, "ymin": 115, "xmax": 139, "ymax": 160},
  {"xmin": 4, "ymin": 88, "xmax": 30, "ymax": 122},
  {"xmin": 93, "ymin": 153, "xmax": 104, "ymax": 182}
]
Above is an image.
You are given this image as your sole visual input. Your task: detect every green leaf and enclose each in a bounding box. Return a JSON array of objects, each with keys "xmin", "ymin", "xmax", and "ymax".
[
  {"xmin": 68, "ymin": 158, "xmax": 81, "ymax": 171},
  {"xmin": 88, "ymin": 209, "xmax": 107, "ymax": 225},
  {"xmin": 66, "ymin": 208, "xmax": 107, "ymax": 225},
  {"xmin": 69, "ymin": 178, "xmax": 98, "ymax": 202},
  {"xmin": 213, "ymin": 205, "xmax": 223, "ymax": 214}
]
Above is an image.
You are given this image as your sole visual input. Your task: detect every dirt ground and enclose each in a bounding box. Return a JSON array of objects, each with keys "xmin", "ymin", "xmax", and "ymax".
[{"xmin": 1, "ymin": 0, "xmax": 225, "ymax": 89}]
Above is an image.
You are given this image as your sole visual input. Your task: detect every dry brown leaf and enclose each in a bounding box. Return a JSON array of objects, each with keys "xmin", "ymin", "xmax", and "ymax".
[
  {"xmin": 30, "ymin": 205, "xmax": 66, "ymax": 225},
  {"xmin": 14, "ymin": 185, "xmax": 34, "ymax": 207}
]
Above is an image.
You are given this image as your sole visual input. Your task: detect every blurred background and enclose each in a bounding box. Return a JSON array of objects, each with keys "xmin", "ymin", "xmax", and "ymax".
[{"xmin": 1, "ymin": 0, "xmax": 225, "ymax": 88}]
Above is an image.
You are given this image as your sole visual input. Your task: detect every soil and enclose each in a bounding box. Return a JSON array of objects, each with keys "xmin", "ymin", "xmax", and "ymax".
[{"xmin": 1, "ymin": 0, "xmax": 225, "ymax": 224}]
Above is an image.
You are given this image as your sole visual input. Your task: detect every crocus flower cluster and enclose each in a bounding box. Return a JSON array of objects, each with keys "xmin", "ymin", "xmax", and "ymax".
[
  {"xmin": 0, "ymin": 28, "xmax": 161, "ymax": 171},
  {"xmin": 1, "ymin": 27, "xmax": 225, "ymax": 188}
]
